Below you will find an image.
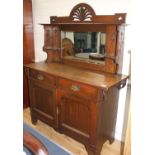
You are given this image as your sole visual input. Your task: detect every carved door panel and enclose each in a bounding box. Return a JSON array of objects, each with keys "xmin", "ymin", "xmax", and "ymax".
[
  {"xmin": 58, "ymin": 93, "xmax": 92, "ymax": 143},
  {"xmin": 29, "ymin": 80, "xmax": 57, "ymax": 128}
]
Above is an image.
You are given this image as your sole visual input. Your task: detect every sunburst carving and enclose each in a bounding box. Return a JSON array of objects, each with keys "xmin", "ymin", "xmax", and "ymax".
[{"xmin": 70, "ymin": 3, "xmax": 96, "ymax": 22}]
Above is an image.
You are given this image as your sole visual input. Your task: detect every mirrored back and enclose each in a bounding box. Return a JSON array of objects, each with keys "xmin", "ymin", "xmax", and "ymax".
[{"xmin": 61, "ymin": 31, "xmax": 106, "ymax": 62}]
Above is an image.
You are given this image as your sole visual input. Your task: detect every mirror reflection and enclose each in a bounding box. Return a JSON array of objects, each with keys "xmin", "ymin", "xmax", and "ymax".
[{"xmin": 61, "ymin": 32, "xmax": 106, "ymax": 61}]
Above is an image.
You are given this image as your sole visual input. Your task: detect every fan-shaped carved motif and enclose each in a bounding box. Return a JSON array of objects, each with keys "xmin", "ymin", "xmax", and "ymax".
[{"xmin": 70, "ymin": 3, "xmax": 96, "ymax": 22}]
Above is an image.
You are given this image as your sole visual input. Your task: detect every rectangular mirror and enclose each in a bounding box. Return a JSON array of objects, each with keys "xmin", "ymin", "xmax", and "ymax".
[{"xmin": 61, "ymin": 31, "xmax": 106, "ymax": 63}]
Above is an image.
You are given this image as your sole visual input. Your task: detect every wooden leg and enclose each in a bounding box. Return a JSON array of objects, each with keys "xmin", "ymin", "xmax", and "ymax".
[
  {"xmin": 87, "ymin": 149, "xmax": 102, "ymax": 155},
  {"xmin": 31, "ymin": 114, "xmax": 38, "ymax": 125},
  {"xmin": 87, "ymin": 149, "xmax": 94, "ymax": 155},
  {"xmin": 109, "ymin": 138, "xmax": 115, "ymax": 144},
  {"xmin": 86, "ymin": 146, "xmax": 101, "ymax": 155}
]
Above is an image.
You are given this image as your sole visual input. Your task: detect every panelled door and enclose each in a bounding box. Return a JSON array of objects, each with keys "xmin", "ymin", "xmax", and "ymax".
[
  {"xmin": 29, "ymin": 79, "xmax": 57, "ymax": 128},
  {"xmin": 58, "ymin": 91, "xmax": 93, "ymax": 144}
]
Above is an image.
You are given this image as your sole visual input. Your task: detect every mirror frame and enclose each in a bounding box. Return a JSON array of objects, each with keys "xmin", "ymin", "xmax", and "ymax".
[{"xmin": 42, "ymin": 3, "xmax": 126, "ymax": 73}]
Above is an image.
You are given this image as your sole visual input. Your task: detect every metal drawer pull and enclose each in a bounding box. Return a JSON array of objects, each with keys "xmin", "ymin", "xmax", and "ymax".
[
  {"xmin": 71, "ymin": 85, "xmax": 80, "ymax": 91},
  {"xmin": 37, "ymin": 74, "xmax": 44, "ymax": 80}
]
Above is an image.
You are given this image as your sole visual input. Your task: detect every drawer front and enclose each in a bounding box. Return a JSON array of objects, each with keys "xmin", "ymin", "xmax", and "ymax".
[
  {"xmin": 29, "ymin": 69, "xmax": 56, "ymax": 86},
  {"xmin": 58, "ymin": 78, "xmax": 98, "ymax": 99}
]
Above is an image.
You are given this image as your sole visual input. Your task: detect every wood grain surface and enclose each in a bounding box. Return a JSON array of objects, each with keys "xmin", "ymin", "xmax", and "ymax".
[{"xmin": 24, "ymin": 62, "xmax": 128, "ymax": 90}]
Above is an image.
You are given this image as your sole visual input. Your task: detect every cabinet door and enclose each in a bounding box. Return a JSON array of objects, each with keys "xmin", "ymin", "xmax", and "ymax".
[
  {"xmin": 58, "ymin": 93, "xmax": 92, "ymax": 143},
  {"xmin": 29, "ymin": 79, "xmax": 57, "ymax": 128}
]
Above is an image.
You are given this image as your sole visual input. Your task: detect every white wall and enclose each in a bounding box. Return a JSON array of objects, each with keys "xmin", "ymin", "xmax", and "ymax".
[{"xmin": 32, "ymin": 0, "xmax": 131, "ymax": 141}]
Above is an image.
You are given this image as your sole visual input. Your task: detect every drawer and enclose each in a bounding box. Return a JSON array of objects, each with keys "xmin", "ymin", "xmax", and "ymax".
[
  {"xmin": 58, "ymin": 78, "xmax": 98, "ymax": 99},
  {"xmin": 29, "ymin": 69, "xmax": 56, "ymax": 86}
]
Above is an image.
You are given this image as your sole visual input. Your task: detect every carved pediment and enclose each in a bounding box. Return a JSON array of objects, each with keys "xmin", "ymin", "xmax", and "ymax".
[{"xmin": 70, "ymin": 3, "xmax": 96, "ymax": 22}]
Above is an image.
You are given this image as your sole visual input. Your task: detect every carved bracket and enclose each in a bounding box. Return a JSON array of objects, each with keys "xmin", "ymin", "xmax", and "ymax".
[
  {"xmin": 70, "ymin": 3, "xmax": 96, "ymax": 22},
  {"xmin": 102, "ymin": 90, "xmax": 107, "ymax": 101},
  {"xmin": 98, "ymin": 89, "xmax": 107, "ymax": 103},
  {"xmin": 117, "ymin": 79, "xmax": 127, "ymax": 90}
]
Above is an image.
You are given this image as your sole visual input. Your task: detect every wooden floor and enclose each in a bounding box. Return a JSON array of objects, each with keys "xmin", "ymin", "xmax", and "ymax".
[{"xmin": 23, "ymin": 108, "xmax": 123, "ymax": 155}]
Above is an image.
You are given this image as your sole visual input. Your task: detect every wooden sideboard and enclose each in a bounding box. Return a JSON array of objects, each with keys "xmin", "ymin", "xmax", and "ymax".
[
  {"xmin": 25, "ymin": 62, "xmax": 128, "ymax": 154},
  {"xmin": 24, "ymin": 3, "xmax": 128, "ymax": 155}
]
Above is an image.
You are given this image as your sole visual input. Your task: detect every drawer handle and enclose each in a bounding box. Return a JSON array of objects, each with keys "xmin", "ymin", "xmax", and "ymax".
[
  {"xmin": 37, "ymin": 74, "xmax": 44, "ymax": 80},
  {"xmin": 71, "ymin": 85, "xmax": 80, "ymax": 91}
]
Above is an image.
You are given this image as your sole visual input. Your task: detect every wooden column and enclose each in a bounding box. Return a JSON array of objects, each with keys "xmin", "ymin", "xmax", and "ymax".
[
  {"xmin": 23, "ymin": 0, "xmax": 35, "ymax": 108},
  {"xmin": 43, "ymin": 25, "xmax": 61, "ymax": 62}
]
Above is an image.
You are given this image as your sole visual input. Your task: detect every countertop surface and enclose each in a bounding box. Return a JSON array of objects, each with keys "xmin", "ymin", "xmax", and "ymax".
[{"xmin": 24, "ymin": 62, "xmax": 128, "ymax": 90}]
